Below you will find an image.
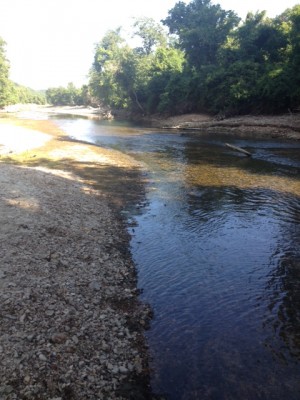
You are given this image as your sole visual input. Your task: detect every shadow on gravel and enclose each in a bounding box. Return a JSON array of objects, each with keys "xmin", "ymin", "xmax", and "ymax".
[{"xmin": 0, "ymin": 155, "xmax": 145, "ymax": 211}]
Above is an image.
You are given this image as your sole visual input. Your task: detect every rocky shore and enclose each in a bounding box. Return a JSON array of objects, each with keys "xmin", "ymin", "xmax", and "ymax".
[{"xmin": 0, "ymin": 119, "xmax": 153, "ymax": 400}]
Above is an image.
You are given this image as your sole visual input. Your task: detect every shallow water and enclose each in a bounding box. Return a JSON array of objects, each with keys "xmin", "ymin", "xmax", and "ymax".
[{"xmin": 54, "ymin": 117, "xmax": 300, "ymax": 399}]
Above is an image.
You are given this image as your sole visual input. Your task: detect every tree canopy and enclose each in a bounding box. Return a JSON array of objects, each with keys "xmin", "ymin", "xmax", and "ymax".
[
  {"xmin": 87, "ymin": 1, "xmax": 300, "ymax": 116},
  {"xmin": 163, "ymin": 0, "xmax": 240, "ymax": 67}
]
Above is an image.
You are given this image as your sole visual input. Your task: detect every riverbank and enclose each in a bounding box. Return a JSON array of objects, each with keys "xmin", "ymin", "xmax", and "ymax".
[
  {"xmin": 132, "ymin": 113, "xmax": 300, "ymax": 141},
  {"xmin": 2, "ymin": 104, "xmax": 300, "ymax": 140},
  {"xmin": 0, "ymin": 118, "xmax": 153, "ymax": 400}
]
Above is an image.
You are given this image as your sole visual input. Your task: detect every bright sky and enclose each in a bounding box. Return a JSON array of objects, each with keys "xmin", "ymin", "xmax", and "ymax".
[{"xmin": 0, "ymin": 0, "xmax": 299, "ymax": 90}]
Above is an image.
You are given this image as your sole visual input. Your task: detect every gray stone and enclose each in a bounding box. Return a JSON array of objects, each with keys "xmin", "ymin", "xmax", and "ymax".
[
  {"xmin": 119, "ymin": 366, "xmax": 128, "ymax": 374},
  {"xmin": 39, "ymin": 354, "xmax": 47, "ymax": 362},
  {"xmin": 89, "ymin": 281, "xmax": 101, "ymax": 291}
]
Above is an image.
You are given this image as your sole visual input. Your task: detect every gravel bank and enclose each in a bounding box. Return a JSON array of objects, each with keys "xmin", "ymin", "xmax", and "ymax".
[
  {"xmin": 0, "ymin": 125, "xmax": 152, "ymax": 399},
  {"xmin": 135, "ymin": 113, "xmax": 300, "ymax": 140}
]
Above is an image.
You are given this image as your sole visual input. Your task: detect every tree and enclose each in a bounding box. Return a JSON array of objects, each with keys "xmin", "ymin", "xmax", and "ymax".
[
  {"xmin": 0, "ymin": 37, "xmax": 13, "ymax": 107},
  {"xmin": 225, "ymin": 11, "xmax": 288, "ymax": 64},
  {"xmin": 163, "ymin": 0, "xmax": 240, "ymax": 67},
  {"xmin": 281, "ymin": 5, "xmax": 300, "ymax": 107},
  {"xmin": 89, "ymin": 29, "xmax": 131, "ymax": 108},
  {"xmin": 90, "ymin": 27, "xmax": 155, "ymax": 111},
  {"xmin": 197, "ymin": 9, "xmax": 298, "ymax": 115},
  {"xmin": 145, "ymin": 46, "xmax": 187, "ymax": 113},
  {"xmin": 46, "ymin": 83, "xmax": 83, "ymax": 106},
  {"xmin": 13, "ymin": 84, "xmax": 46, "ymax": 104},
  {"xmin": 0, "ymin": 37, "xmax": 45, "ymax": 107},
  {"xmin": 132, "ymin": 17, "xmax": 167, "ymax": 55}
]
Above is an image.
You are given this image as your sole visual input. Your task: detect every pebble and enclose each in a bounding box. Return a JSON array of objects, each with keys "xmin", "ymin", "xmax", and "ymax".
[
  {"xmin": 39, "ymin": 354, "xmax": 47, "ymax": 362},
  {"xmin": 0, "ymin": 163, "xmax": 151, "ymax": 400},
  {"xmin": 112, "ymin": 367, "xmax": 119, "ymax": 374},
  {"xmin": 72, "ymin": 335, "xmax": 79, "ymax": 344},
  {"xmin": 119, "ymin": 366, "xmax": 128, "ymax": 374},
  {"xmin": 89, "ymin": 281, "xmax": 101, "ymax": 291},
  {"xmin": 50, "ymin": 333, "xmax": 67, "ymax": 344},
  {"xmin": 20, "ymin": 313, "xmax": 27, "ymax": 323},
  {"xmin": 0, "ymin": 271, "xmax": 6, "ymax": 279}
]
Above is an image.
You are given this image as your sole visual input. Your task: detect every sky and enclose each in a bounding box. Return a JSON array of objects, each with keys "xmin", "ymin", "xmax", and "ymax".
[{"xmin": 0, "ymin": 0, "xmax": 299, "ymax": 90}]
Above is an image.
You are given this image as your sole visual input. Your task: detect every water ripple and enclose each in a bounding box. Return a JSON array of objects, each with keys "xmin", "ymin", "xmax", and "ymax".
[{"xmin": 52, "ymin": 117, "xmax": 300, "ymax": 400}]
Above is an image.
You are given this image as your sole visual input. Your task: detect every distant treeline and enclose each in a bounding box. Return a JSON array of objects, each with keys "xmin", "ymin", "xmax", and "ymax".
[
  {"xmin": 45, "ymin": 83, "xmax": 96, "ymax": 107},
  {"xmin": 0, "ymin": 38, "xmax": 46, "ymax": 107},
  {"xmin": 1, "ymin": 0, "xmax": 300, "ymax": 116}
]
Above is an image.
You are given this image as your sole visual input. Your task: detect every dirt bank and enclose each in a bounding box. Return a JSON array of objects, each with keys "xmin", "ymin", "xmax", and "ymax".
[
  {"xmin": 0, "ymin": 118, "xmax": 152, "ymax": 400},
  {"xmin": 134, "ymin": 113, "xmax": 300, "ymax": 140}
]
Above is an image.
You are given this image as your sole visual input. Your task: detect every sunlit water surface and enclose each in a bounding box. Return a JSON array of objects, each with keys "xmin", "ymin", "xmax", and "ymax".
[{"xmin": 54, "ymin": 117, "xmax": 300, "ymax": 400}]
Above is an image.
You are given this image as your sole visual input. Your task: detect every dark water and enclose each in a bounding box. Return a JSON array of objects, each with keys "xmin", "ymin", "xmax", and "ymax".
[{"xmin": 54, "ymin": 118, "xmax": 300, "ymax": 400}]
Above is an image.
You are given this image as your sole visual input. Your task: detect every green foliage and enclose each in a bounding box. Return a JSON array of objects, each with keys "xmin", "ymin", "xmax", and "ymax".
[
  {"xmin": 90, "ymin": 24, "xmax": 187, "ymax": 114},
  {"xmin": 163, "ymin": 0, "xmax": 240, "ymax": 67},
  {"xmin": 145, "ymin": 47, "xmax": 187, "ymax": 113},
  {"xmin": 0, "ymin": 37, "xmax": 13, "ymax": 108},
  {"xmin": 132, "ymin": 17, "xmax": 167, "ymax": 55},
  {"xmin": 281, "ymin": 5, "xmax": 300, "ymax": 108},
  {"xmin": 0, "ymin": 36, "xmax": 46, "ymax": 107},
  {"xmin": 12, "ymin": 84, "xmax": 46, "ymax": 105},
  {"xmin": 214, "ymin": 5, "xmax": 300, "ymax": 114},
  {"xmin": 201, "ymin": 62, "xmax": 262, "ymax": 113},
  {"xmin": 224, "ymin": 12, "xmax": 288, "ymax": 64},
  {"xmin": 256, "ymin": 65, "xmax": 293, "ymax": 112},
  {"xmin": 88, "ymin": 2, "xmax": 300, "ymax": 116},
  {"xmin": 89, "ymin": 29, "xmax": 132, "ymax": 108},
  {"xmin": 46, "ymin": 83, "xmax": 89, "ymax": 106}
]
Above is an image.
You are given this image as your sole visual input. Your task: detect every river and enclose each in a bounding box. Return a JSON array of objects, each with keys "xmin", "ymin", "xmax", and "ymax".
[{"xmin": 53, "ymin": 117, "xmax": 300, "ymax": 400}]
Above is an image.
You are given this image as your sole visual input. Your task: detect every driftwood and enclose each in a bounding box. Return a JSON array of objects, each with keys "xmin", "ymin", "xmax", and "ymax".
[{"xmin": 225, "ymin": 143, "xmax": 252, "ymax": 157}]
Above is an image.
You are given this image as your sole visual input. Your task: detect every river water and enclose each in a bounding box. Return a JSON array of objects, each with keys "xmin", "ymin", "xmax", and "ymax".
[{"xmin": 53, "ymin": 117, "xmax": 300, "ymax": 400}]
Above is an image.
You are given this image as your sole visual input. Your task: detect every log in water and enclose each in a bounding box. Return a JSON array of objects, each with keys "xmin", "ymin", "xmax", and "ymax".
[{"xmin": 225, "ymin": 142, "xmax": 252, "ymax": 156}]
